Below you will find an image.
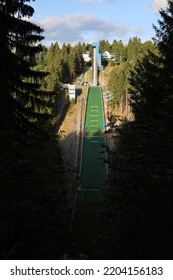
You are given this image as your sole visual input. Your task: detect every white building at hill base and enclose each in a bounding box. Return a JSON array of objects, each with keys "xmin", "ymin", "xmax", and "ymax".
[
  {"xmin": 102, "ymin": 51, "xmax": 112, "ymax": 60},
  {"xmin": 69, "ymin": 85, "xmax": 76, "ymax": 100},
  {"xmin": 82, "ymin": 52, "xmax": 91, "ymax": 63}
]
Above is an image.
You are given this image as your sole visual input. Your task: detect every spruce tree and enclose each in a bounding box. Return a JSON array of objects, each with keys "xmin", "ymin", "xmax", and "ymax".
[
  {"xmin": 0, "ymin": 1, "xmax": 69, "ymax": 260},
  {"xmin": 129, "ymin": 0, "xmax": 173, "ymax": 115},
  {"xmin": 0, "ymin": 0, "xmax": 50, "ymax": 129},
  {"xmin": 153, "ymin": 0, "xmax": 173, "ymax": 92},
  {"xmin": 95, "ymin": 1, "xmax": 173, "ymax": 260}
]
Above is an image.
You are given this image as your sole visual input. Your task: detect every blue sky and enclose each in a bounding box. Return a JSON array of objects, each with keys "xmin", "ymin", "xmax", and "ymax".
[{"xmin": 31, "ymin": 0, "xmax": 168, "ymax": 45}]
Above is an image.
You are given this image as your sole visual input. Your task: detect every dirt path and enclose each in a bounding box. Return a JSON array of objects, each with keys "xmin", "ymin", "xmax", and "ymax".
[{"xmin": 57, "ymin": 87, "xmax": 88, "ymax": 181}]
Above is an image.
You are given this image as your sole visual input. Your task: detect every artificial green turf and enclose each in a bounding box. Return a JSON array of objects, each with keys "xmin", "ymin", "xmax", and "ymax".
[
  {"xmin": 70, "ymin": 87, "xmax": 107, "ymax": 249},
  {"xmin": 81, "ymin": 86, "xmax": 107, "ymax": 190}
]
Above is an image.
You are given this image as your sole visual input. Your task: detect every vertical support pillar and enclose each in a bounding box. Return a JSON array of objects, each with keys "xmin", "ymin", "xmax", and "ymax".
[{"xmin": 92, "ymin": 46, "xmax": 98, "ymax": 86}]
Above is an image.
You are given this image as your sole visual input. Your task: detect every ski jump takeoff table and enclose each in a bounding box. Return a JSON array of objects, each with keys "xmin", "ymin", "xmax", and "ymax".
[{"xmin": 71, "ymin": 87, "xmax": 107, "ymax": 248}]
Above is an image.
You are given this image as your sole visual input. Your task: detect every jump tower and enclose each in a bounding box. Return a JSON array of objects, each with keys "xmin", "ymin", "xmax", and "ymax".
[{"xmin": 92, "ymin": 42, "xmax": 102, "ymax": 86}]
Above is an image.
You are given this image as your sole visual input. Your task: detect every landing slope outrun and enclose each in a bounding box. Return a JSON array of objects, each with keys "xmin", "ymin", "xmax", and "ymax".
[
  {"xmin": 70, "ymin": 87, "xmax": 107, "ymax": 251},
  {"xmin": 81, "ymin": 86, "xmax": 107, "ymax": 190}
]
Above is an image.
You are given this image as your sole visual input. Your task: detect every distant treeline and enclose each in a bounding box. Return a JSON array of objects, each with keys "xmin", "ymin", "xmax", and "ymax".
[{"xmin": 35, "ymin": 37, "xmax": 157, "ymax": 105}]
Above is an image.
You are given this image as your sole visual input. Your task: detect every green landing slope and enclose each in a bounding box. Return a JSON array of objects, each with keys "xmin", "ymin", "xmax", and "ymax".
[
  {"xmin": 70, "ymin": 87, "xmax": 107, "ymax": 250},
  {"xmin": 81, "ymin": 86, "xmax": 107, "ymax": 190}
]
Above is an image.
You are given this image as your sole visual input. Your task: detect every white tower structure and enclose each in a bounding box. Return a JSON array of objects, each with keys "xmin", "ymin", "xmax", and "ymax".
[{"xmin": 92, "ymin": 46, "xmax": 98, "ymax": 86}]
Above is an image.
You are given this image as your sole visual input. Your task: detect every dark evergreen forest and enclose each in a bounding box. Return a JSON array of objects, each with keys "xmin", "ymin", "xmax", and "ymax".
[
  {"xmin": 0, "ymin": 0, "xmax": 173, "ymax": 259},
  {"xmin": 94, "ymin": 1, "xmax": 173, "ymax": 259}
]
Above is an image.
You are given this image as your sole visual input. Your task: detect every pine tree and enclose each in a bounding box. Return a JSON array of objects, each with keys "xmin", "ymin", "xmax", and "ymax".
[
  {"xmin": 111, "ymin": 39, "xmax": 125, "ymax": 64},
  {"xmin": 108, "ymin": 63, "xmax": 129, "ymax": 105},
  {"xmin": 95, "ymin": 0, "xmax": 173, "ymax": 260},
  {"xmin": 129, "ymin": 1, "xmax": 173, "ymax": 118},
  {"xmin": 153, "ymin": 0, "xmax": 173, "ymax": 92},
  {"xmin": 127, "ymin": 37, "xmax": 143, "ymax": 66},
  {"xmin": 0, "ymin": 0, "xmax": 50, "ymax": 129},
  {"xmin": 0, "ymin": 2, "xmax": 69, "ymax": 259}
]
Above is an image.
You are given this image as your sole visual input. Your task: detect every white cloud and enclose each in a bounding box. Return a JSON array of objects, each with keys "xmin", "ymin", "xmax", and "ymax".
[
  {"xmin": 39, "ymin": 13, "xmax": 134, "ymax": 45},
  {"xmin": 153, "ymin": 0, "xmax": 168, "ymax": 12},
  {"xmin": 77, "ymin": 0, "xmax": 116, "ymax": 5},
  {"xmin": 98, "ymin": 0, "xmax": 116, "ymax": 3},
  {"xmin": 78, "ymin": 0, "xmax": 93, "ymax": 5}
]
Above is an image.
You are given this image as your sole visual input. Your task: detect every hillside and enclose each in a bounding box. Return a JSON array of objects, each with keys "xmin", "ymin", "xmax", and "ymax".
[{"xmin": 58, "ymin": 64, "xmax": 134, "ymax": 168}]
